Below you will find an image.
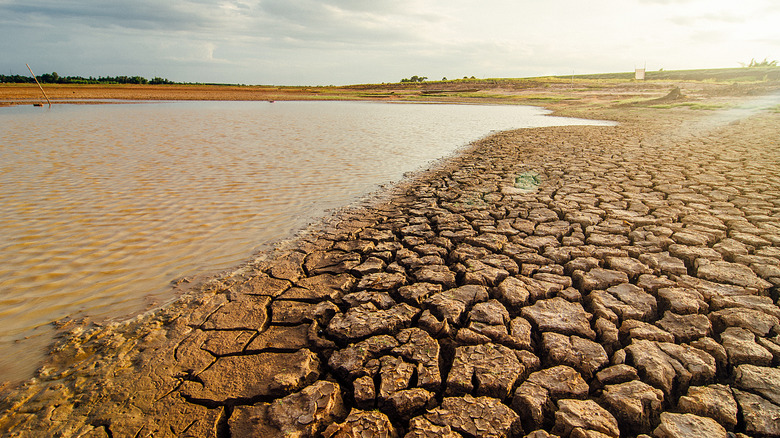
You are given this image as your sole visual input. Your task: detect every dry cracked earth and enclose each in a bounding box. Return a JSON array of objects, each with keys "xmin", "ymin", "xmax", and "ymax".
[{"xmin": 1, "ymin": 105, "xmax": 780, "ymax": 438}]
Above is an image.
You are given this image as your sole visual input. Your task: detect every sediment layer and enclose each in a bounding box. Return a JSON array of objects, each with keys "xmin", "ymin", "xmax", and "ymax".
[{"xmin": 1, "ymin": 104, "xmax": 779, "ymax": 437}]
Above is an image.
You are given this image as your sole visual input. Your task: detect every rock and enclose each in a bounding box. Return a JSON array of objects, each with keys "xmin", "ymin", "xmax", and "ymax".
[
  {"xmin": 271, "ymin": 300, "xmax": 339, "ymax": 325},
  {"xmin": 509, "ymin": 317, "xmax": 534, "ymax": 350},
  {"xmin": 720, "ymin": 327, "xmax": 773, "ymax": 367},
  {"xmin": 392, "ymin": 328, "xmax": 442, "ymax": 390},
  {"xmin": 734, "ymin": 364, "xmax": 780, "ymax": 405},
  {"xmin": 342, "ymin": 291, "xmax": 396, "ymax": 309},
  {"xmin": 181, "ymin": 350, "xmax": 321, "ymax": 402},
  {"xmin": 266, "ymin": 380, "xmax": 347, "ymax": 438},
  {"xmin": 677, "ymin": 384, "xmax": 737, "ymax": 430},
  {"xmin": 574, "ymin": 268, "xmax": 629, "ymax": 292},
  {"xmin": 384, "ymin": 388, "xmax": 435, "ymax": 420},
  {"xmin": 405, "ymin": 416, "xmax": 462, "ymax": 438},
  {"xmin": 352, "ymin": 256, "xmax": 386, "ymax": 276},
  {"xmin": 619, "ymin": 320, "xmax": 675, "ymax": 344},
  {"xmin": 512, "ymin": 366, "xmax": 589, "ymax": 431},
  {"xmin": 327, "ymin": 335, "xmax": 398, "ymax": 379},
  {"xmin": 494, "ymin": 276, "xmax": 531, "ymax": 310},
  {"xmin": 732, "ymin": 389, "xmax": 780, "ymax": 437},
  {"xmin": 605, "ymin": 256, "xmax": 652, "ymax": 279},
  {"xmin": 280, "ymin": 273, "xmax": 356, "ymax": 300},
  {"xmin": 710, "ymin": 294, "xmax": 780, "ymax": 319},
  {"xmin": 637, "ymin": 252, "xmax": 687, "ymax": 276},
  {"xmin": 201, "ymin": 296, "xmax": 270, "ymax": 330},
  {"xmin": 425, "ymin": 395, "xmax": 521, "ymax": 438},
  {"xmin": 323, "ymin": 408, "xmax": 398, "ymax": 438},
  {"xmin": 353, "ymin": 376, "xmax": 375, "ymax": 408},
  {"xmin": 418, "ymin": 310, "xmax": 451, "ymax": 337},
  {"xmin": 594, "ymin": 364, "xmax": 639, "ymax": 388},
  {"xmin": 668, "ymin": 244, "xmax": 722, "ymax": 267},
  {"xmin": 586, "ymin": 233, "xmax": 630, "ymax": 248},
  {"xmin": 656, "ymin": 287, "xmax": 707, "ymax": 315},
  {"xmin": 652, "ymin": 412, "xmax": 726, "ymax": 438},
  {"xmin": 398, "ymin": 283, "xmax": 442, "ymax": 305},
  {"xmin": 446, "ymin": 343, "xmax": 525, "ymax": 399},
  {"xmin": 552, "ymin": 399, "xmax": 620, "ymax": 438},
  {"xmin": 414, "ymin": 265, "xmax": 457, "ymax": 288},
  {"xmin": 379, "ymin": 355, "xmax": 415, "ymax": 400},
  {"xmin": 587, "ymin": 283, "xmax": 657, "ymax": 324},
  {"xmin": 356, "ymin": 272, "xmax": 407, "ymax": 291},
  {"xmin": 305, "ymin": 251, "xmax": 362, "ymax": 276},
  {"xmin": 541, "ymin": 332, "xmax": 608, "ymax": 379},
  {"xmin": 469, "ymin": 299, "xmax": 510, "ymax": 326},
  {"xmin": 695, "ymin": 259, "xmax": 772, "ymax": 290},
  {"xmin": 709, "ymin": 307, "xmax": 779, "ymax": 337},
  {"xmin": 625, "ymin": 340, "xmax": 715, "ymax": 398},
  {"xmin": 424, "ymin": 285, "xmax": 489, "ymax": 325},
  {"xmin": 463, "ymin": 259, "xmax": 510, "ymax": 287},
  {"xmin": 689, "ymin": 337, "xmax": 728, "ymax": 371},
  {"xmin": 601, "ymin": 380, "xmax": 664, "ymax": 435},
  {"xmin": 327, "ymin": 303, "xmax": 418, "ymax": 341},
  {"xmin": 521, "ymin": 297, "xmax": 596, "ymax": 340},
  {"xmin": 594, "ymin": 318, "xmax": 620, "ymax": 355},
  {"xmin": 655, "ymin": 311, "xmax": 711, "ymax": 343}
]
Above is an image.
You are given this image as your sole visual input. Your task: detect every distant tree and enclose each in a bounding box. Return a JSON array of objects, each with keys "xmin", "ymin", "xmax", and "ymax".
[
  {"xmin": 442, "ymin": 77, "xmax": 447, "ymax": 81},
  {"xmin": 400, "ymin": 75, "xmax": 427, "ymax": 83},
  {"xmin": 741, "ymin": 58, "xmax": 778, "ymax": 67}
]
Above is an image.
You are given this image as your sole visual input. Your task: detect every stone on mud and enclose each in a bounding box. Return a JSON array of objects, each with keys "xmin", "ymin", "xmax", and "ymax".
[
  {"xmin": 720, "ymin": 327, "xmax": 773, "ymax": 367},
  {"xmin": 425, "ymin": 395, "xmax": 521, "ymax": 438},
  {"xmin": 384, "ymin": 388, "xmax": 435, "ymax": 421},
  {"xmin": 732, "ymin": 389, "xmax": 780, "ymax": 437},
  {"xmin": 695, "ymin": 258, "xmax": 772, "ymax": 290},
  {"xmin": 625, "ymin": 340, "xmax": 715, "ymax": 398},
  {"xmin": 327, "ymin": 303, "xmax": 418, "ymax": 341},
  {"xmin": 323, "ymin": 408, "xmax": 398, "ymax": 438},
  {"xmin": 734, "ymin": 364, "xmax": 780, "ymax": 406},
  {"xmin": 521, "ymin": 297, "xmax": 596, "ymax": 340},
  {"xmin": 512, "ymin": 365, "xmax": 588, "ymax": 431},
  {"xmin": 655, "ymin": 311, "xmax": 711, "ymax": 343},
  {"xmin": 552, "ymin": 399, "xmax": 619, "ymax": 438},
  {"xmin": 405, "ymin": 416, "xmax": 462, "ymax": 438},
  {"xmin": 600, "ymin": 380, "xmax": 664, "ymax": 434},
  {"xmin": 181, "ymin": 349, "xmax": 321, "ymax": 402},
  {"xmin": 446, "ymin": 343, "xmax": 525, "ymax": 399},
  {"xmin": 266, "ymin": 380, "xmax": 347, "ymax": 438},
  {"xmin": 652, "ymin": 412, "xmax": 726, "ymax": 438},
  {"xmin": 574, "ymin": 268, "xmax": 630, "ymax": 293},
  {"xmin": 424, "ymin": 285, "xmax": 489, "ymax": 325},
  {"xmin": 587, "ymin": 283, "xmax": 657, "ymax": 324},
  {"xmin": 541, "ymin": 332, "xmax": 608, "ymax": 379},
  {"xmin": 677, "ymin": 384, "xmax": 737, "ymax": 430}
]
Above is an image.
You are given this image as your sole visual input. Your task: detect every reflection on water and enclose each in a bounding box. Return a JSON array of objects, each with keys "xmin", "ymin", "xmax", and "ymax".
[{"xmin": 0, "ymin": 101, "xmax": 613, "ymax": 382}]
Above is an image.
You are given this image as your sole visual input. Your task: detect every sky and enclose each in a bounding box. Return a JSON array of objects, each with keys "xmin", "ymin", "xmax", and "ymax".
[{"xmin": 1, "ymin": 0, "xmax": 778, "ymax": 86}]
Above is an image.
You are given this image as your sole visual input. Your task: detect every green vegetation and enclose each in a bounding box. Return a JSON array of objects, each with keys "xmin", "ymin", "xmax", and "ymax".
[
  {"xmin": 400, "ymin": 75, "xmax": 427, "ymax": 83},
  {"xmin": 0, "ymin": 72, "xmax": 175, "ymax": 85},
  {"xmin": 740, "ymin": 58, "xmax": 778, "ymax": 68},
  {"xmin": 557, "ymin": 66, "xmax": 780, "ymax": 82}
]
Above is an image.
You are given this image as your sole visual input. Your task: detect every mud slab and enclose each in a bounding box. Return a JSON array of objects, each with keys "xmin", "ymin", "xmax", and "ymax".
[{"xmin": 1, "ymin": 102, "xmax": 779, "ymax": 437}]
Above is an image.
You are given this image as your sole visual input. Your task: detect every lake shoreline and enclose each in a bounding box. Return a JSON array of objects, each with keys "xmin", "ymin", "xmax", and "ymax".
[{"xmin": 2, "ymin": 83, "xmax": 780, "ymax": 436}]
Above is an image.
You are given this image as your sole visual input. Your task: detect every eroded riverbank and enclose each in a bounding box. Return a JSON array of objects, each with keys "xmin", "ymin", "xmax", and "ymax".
[{"xmin": 2, "ymin": 96, "xmax": 779, "ymax": 437}]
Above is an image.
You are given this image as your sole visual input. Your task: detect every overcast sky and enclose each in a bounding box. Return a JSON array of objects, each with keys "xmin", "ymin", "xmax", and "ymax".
[{"xmin": 1, "ymin": 0, "xmax": 778, "ymax": 85}]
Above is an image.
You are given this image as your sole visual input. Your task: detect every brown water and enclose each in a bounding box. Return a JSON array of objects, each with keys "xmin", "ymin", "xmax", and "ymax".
[{"xmin": 0, "ymin": 101, "xmax": 613, "ymax": 382}]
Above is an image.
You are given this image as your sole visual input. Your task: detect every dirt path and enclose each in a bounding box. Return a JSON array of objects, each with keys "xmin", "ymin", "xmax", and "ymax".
[{"xmin": 1, "ymin": 90, "xmax": 779, "ymax": 437}]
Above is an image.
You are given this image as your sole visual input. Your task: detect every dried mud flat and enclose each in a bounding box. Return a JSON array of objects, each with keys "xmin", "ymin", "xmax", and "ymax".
[{"xmin": 1, "ymin": 99, "xmax": 780, "ymax": 438}]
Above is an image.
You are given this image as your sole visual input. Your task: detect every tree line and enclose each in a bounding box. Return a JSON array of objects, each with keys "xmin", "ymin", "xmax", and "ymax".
[{"xmin": 0, "ymin": 72, "xmax": 175, "ymax": 85}]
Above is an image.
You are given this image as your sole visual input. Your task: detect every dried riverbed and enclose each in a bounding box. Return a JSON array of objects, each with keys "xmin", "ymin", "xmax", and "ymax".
[{"xmin": 1, "ymin": 98, "xmax": 780, "ymax": 437}]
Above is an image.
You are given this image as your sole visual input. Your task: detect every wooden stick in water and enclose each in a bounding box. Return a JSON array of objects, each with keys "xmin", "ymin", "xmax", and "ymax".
[{"xmin": 26, "ymin": 64, "xmax": 52, "ymax": 107}]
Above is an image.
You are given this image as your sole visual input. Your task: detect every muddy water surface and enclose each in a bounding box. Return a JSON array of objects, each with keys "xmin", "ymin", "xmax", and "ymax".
[{"xmin": 0, "ymin": 101, "xmax": 613, "ymax": 382}]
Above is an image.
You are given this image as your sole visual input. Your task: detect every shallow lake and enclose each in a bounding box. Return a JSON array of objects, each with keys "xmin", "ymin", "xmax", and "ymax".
[{"xmin": 0, "ymin": 100, "xmax": 614, "ymax": 382}]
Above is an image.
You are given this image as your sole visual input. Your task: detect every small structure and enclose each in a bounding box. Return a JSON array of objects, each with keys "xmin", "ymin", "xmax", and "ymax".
[{"xmin": 635, "ymin": 68, "xmax": 646, "ymax": 80}]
